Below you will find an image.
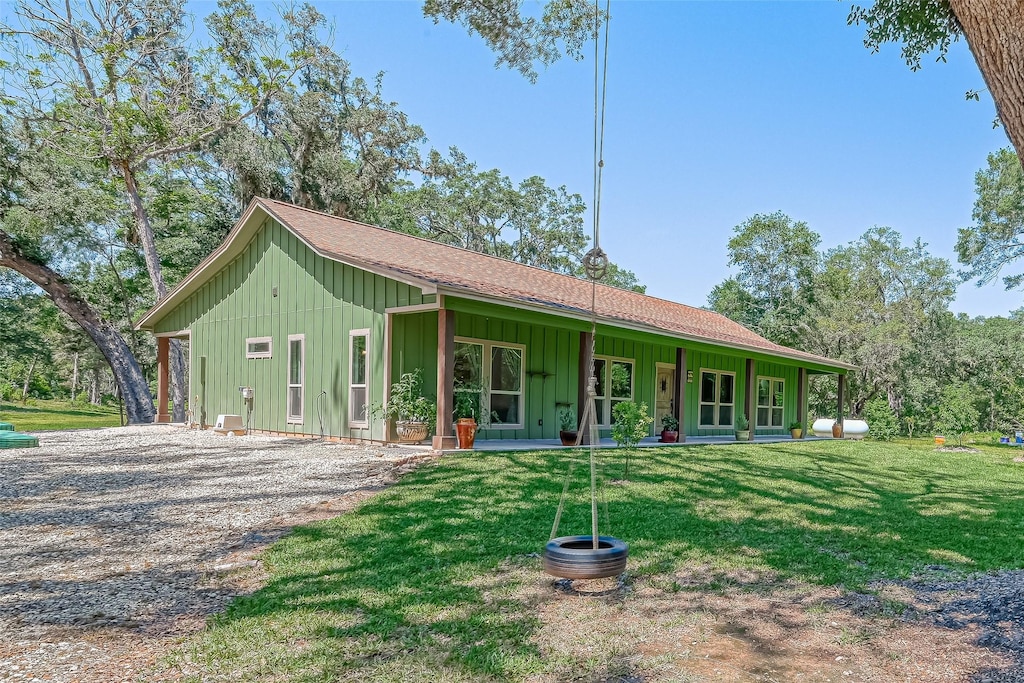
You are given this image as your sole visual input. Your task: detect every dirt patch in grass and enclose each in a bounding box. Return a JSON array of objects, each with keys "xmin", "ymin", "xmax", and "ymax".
[{"xmin": 475, "ymin": 558, "xmax": 1017, "ymax": 682}]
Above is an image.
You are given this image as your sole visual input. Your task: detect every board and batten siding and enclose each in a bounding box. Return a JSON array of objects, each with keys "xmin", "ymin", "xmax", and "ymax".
[{"xmin": 152, "ymin": 217, "xmax": 431, "ymax": 439}]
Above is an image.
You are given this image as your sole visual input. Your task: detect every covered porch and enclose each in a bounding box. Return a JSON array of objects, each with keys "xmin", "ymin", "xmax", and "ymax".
[{"xmin": 450, "ymin": 432, "xmax": 834, "ymax": 453}]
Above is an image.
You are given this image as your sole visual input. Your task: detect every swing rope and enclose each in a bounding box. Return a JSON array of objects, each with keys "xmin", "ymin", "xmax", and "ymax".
[{"xmin": 550, "ymin": 0, "xmax": 613, "ymax": 552}]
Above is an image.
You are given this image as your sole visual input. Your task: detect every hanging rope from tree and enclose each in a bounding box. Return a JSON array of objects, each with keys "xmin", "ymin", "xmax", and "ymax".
[{"xmin": 542, "ymin": 0, "xmax": 628, "ymax": 580}]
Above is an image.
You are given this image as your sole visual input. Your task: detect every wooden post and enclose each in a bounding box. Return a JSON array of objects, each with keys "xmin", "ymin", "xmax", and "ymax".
[
  {"xmin": 796, "ymin": 368, "xmax": 807, "ymax": 438},
  {"xmin": 837, "ymin": 373, "xmax": 846, "ymax": 429},
  {"xmin": 578, "ymin": 330, "xmax": 594, "ymax": 445},
  {"xmin": 432, "ymin": 308, "xmax": 457, "ymax": 450},
  {"xmin": 156, "ymin": 336, "xmax": 170, "ymax": 423},
  {"xmin": 675, "ymin": 347, "xmax": 686, "ymax": 443},
  {"xmin": 744, "ymin": 358, "xmax": 756, "ymax": 441}
]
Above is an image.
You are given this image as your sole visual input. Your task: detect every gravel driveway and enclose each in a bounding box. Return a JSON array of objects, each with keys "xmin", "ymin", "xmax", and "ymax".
[{"xmin": 0, "ymin": 426, "xmax": 430, "ymax": 682}]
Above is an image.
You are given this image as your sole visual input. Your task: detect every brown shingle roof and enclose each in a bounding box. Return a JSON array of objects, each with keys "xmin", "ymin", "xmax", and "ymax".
[{"xmin": 257, "ymin": 198, "xmax": 848, "ymax": 370}]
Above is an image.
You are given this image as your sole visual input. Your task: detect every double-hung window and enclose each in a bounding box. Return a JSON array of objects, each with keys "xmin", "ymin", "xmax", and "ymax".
[
  {"xmin": 454, "ymin": 339, "xmax": 524, "ymax": 428},
  {"xmin": 593, "ymin": 356, "xmax": 634, "ymax": 426},
  {"xmin": 349, "ymin": 330, "xmax": 369, "ymax": 427},
  {"xmin": 756, "ymin": 377, "xmax": 784, "ymax": 428},
  {"xmin": 287, "ymin": 334, "xmax": 304, "ymax": 424},
  {"xmin": 698, "ymin": 369, "xmax": 735, "ymax": 428}
]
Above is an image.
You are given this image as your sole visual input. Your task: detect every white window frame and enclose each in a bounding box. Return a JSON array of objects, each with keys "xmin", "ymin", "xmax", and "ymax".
[
  {"xmin": 698, "ymin": 368, "xmax": 736, "ymax": 429},
  {"xmin": 349, "ymin": 329, "xmax": 370, "ymax": 428},
  {"xmin": 594, "ymin": 355, "xmax": 635, "ymax": 427},
  {"xmin": 756, "ymin": 376, "xmax": 785, "ymax": 428},
  {"xmin": 454, "ymin": 337, "xmax": 526, "ymax": 430},
  {"xmin": 245, "ymin": 336, "xmax": 272, "ymax": 359},
  {"xmin": 287, "ymin": 334, "xmax": 305, "ymax": 424}
]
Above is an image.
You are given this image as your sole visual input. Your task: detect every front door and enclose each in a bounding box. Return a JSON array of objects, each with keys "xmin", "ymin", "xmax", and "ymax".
[{"xmin": 655, "ymin": 364, "xmax": 675, "ymax": 432}]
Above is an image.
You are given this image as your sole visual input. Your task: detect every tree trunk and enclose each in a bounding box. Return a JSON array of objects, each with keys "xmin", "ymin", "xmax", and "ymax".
[
  {"xmin": 71, "ymin": 352, "xmax": 79, "ymax": 402},
  {"xmin": 21, "ymin": 358, "xmax": 35, "ymax": 404},
  {"xmin": 949, "ymin": 0, "xmax": 1024, "ymax": 160},
  {"xmin": 0, "ymin": 229, "xmax": 155, "ymax": 423},
  {"xmin": 118, "ymin": 162, "xmax": 186, "ymax": 422}
]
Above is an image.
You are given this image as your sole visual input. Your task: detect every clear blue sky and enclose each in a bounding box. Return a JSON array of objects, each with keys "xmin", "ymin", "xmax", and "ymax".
[{"xmin": 209, "ymin": 2, "xmax": 1018, "ymax": 317}]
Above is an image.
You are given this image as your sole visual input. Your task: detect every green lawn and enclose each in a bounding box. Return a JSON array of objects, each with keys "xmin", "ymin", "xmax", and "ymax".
[
  {"xmin": 0, "ymin": 399, "xmax": 122, "ymax": 431},
  {"xmin": 172, "ymin": 441, "xmax": 1024, "ymax": 681}
]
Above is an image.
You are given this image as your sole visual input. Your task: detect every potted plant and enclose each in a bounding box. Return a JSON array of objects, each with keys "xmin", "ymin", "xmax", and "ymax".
[
  {"xmin": 735, "ymin": 413, "xmax": 750, "ymax": 441},
  {"xmin": 660, "ymin": 414, "xmax": 679, "ymax": 443},
  {"xmin": 453, "ymin": 389, "xmax": 481, "ymax": 449},
  {"xmin": 371, "ymin": 369, "xmax": 436, "ymax": 443},
  {"xmin": 789, "ymin": 420, "xmax": 803, "ymax": 439},
  {"xmin": 558, "ymin": 406, "xmax": 578, "ymax": 446}
]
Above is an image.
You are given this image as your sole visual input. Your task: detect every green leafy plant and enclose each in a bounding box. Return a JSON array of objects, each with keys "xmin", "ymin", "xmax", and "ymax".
[
  {"xmin": 558, "ymin": 406, "xmax": 576, "ymax": 432},
  {"xmin": 936, "ymin": 383, "xmax": 980, "ymax": 447},
  {"xmin": 453, "ymin": 389, "xmax": 481, "ymax": 421},
  {"xmin": 661, "ymin": 414, "xmax": 679, "ymax": 431},
  {"xmin": 371, "ymin": 369, "xmax": 436, "ymax": 427},
  {"xmin": 611, "ymin": 400, "xmax": 653, "ymax": 478},
  {"xmin": 735, "ymin": 413, "xmax": 749, "ymax": 431},
  {"xmin": 863, "ymin": 396, "xmax": 899, "ymax": 441},
  {"xmin": 788, "ymin": 420, "xmax": 803, "ymax": 430}
]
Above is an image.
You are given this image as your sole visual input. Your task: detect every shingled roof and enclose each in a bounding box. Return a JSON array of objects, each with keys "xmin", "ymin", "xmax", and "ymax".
[{"xmin": 138, "ymin": 197, "xmax": 851, "ymax": 371}]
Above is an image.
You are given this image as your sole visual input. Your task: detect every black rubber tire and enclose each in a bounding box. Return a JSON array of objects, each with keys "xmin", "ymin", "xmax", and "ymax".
[{"xmin": 542, "ymin": 535, "xmax": 628, "ymax": 579}]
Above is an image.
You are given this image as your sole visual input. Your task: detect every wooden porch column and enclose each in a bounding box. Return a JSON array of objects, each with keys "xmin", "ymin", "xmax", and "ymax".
[
  {"xmin": 674, "ymin": 347, "xmax": 686, "ymax": 443},
  {"xmin": 433, "ymin": 308, "xmax": 457, "ymax": 450},
  {"xmin": 744, "ymin": 358, "xmax": 756, "ymax": 441},
  {"xmin": 796, "ymin": 368, "xmax": 807, "ymax": 438},
  {"xmin": 156, "ymin": 336, "xmax": 170, "ymax": 423},
  {"xmin": 836, "ymin": 373, "xmax": 846, "ymax": 434},
  {"xmin": 578, "ymin": 330, "xmax": 594, "ymax": 445}
]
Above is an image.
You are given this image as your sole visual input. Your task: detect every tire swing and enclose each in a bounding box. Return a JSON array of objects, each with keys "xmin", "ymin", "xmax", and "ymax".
[{"xmin": 543, "ymin": 0, "xmax": 626, "ymax": 581}]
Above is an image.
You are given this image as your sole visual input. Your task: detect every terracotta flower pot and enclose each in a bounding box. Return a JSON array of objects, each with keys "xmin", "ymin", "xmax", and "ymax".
[
  {"xmin": 456, "ymin": 418, "xmax": 477, "ymax": 449},
  {"xmin": 660, "ymin": 429, "xmax": 678, "ymax": 443},
  {"xmin": 832, "ymin": 421, "xmax": 843, "ymax": 439}
]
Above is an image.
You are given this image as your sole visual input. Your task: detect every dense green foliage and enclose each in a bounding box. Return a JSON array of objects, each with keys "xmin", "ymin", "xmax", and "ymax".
[
  {"xmin": 0, "ymin": 0, "xmax": 641, "ymax": 406},
  {"xmin": 956, "ymin": 148, "xmax": 1024, "ymax": 292},
  {"xmin": 171, "ymin": 441, "xmax": 1024, "ymax": 680},
  {"xmin": 709, "ymin": 212, "xmax": 1024, "ymax": 438}
]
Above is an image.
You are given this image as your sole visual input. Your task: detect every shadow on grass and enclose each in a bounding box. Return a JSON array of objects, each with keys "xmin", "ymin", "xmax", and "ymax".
[{"xmin": 195, "ymin": 441, "xmax": 1024, "ymax": 681}]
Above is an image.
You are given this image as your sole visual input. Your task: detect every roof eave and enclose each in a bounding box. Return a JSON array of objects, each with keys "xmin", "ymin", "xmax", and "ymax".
[{"xmin": 435, "ymin": 286, "xmax": 856, "ymax": 373}]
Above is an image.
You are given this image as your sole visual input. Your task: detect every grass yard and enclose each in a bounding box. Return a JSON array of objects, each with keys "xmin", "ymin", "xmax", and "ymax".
[
  {"xmin": 0, "ymin": 399, "xmax": 122, "ymax": 431},
  {"xmin": 171, "ymin": 440, "xmax": 1024, "ymax": 681}
]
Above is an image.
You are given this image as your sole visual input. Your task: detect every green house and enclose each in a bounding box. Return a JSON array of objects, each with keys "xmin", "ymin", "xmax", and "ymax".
[{"xmin": 136, "ymin": 198, "xmax": 853, "ymax": 447}]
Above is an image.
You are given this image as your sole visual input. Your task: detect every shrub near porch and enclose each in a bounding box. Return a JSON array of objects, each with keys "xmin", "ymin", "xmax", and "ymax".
[{"xmin": 175, "ymin": 440, "xmax": 1024, "ymax": 681}]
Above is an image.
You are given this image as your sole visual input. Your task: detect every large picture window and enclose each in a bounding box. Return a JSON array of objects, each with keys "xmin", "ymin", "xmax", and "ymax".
[
  {"xmin": 593, "ymin": 356, "xmax": 634, "ymax": 426},
  {"xmin": 350, "ymin": 330, "xmax": 369, "ymax": 427},
  {"xmin": 454, "ymin": 339, "xmax": 524, "ymax": 428},
  {"xmin": 698, "ymin": 369, "xmax": 735, "ymax": 428},
  {"xmin": 757, "ymin": 377, "xmax": 784, "ymax": 428},
  {"xmin": 287, "ymin": 334, "xmax": 304, "ymax": 424}
]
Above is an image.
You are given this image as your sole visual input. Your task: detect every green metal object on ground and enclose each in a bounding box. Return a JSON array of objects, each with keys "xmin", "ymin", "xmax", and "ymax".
[
  {"xmin": 0, "ymin": 431, "xmax": 38, "ymax": 448},
  {"xmin": 0, "ymin": 422, "xmax": 14, "ymax": 431}
]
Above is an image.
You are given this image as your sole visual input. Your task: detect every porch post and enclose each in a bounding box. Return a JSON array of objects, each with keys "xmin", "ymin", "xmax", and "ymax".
[
  {"xmin": 836, "ymin": 373, "xmax": 846, "ymax": 434},
  {"xmin": 674, "ymin": 347, "xmax": 686, "ymax": 443},
  {"xmin": 744, "ymin": 358, "xmax": 756, "ymax": 441},
  {"xmin": 796, "ymin": 368, "xmax": 807, "ymax": 438},
  {"xmin": 156, "ymin": 336, "xmax": 170, "ymax": 423},
  {"xmin": 432, "ymin": 307, "xmax": 457, "ymax": 450},
  {"xmin": 578, "ymin": 330, "xmax": 594, "ymax": 445}
]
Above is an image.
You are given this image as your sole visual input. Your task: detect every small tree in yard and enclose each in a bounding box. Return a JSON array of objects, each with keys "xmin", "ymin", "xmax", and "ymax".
[
  {"xmin": 936, "ymin": 384, "xmax": 981, "ymax": 447},
  {"xmin": 611, "ymin": 400, "xmax": 653, "ymax": 479},
  {"xmin": 863, "ymin": 396, "xmax": 900, "ymax": 441}
]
